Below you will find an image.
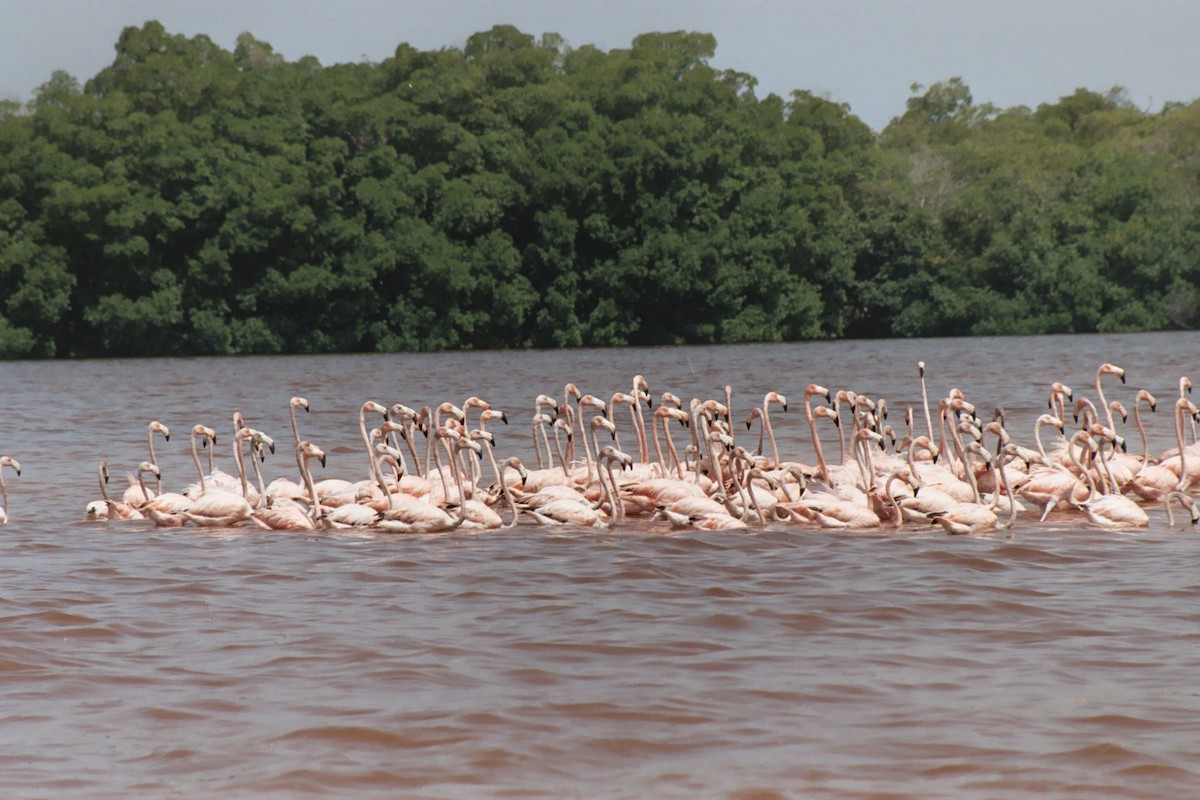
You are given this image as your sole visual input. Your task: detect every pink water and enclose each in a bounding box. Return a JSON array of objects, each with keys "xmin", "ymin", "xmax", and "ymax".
[{"xmin": 2, "ymin": 331, "xmax": 1199, "ymax": 798}]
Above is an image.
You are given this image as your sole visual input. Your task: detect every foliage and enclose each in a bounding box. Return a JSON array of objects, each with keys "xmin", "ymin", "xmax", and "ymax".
[{"xmin": 0, "ymin": 26, "xmax": 1196, "ymax": 357}]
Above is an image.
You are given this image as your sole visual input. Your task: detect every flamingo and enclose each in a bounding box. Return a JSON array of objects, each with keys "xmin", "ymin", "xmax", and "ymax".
[
  {"xmin": 918, "ymin": 361, "xmax": 935, "ymax": 441},
  {"xmin": 1164, "ymin": 491, "xmax": 1200, "ymax": 527},
  {"xmin": 137, "ymin": 461, "xmax": 193, "ymax": 527},
  {"xmin": 759, "ymin": 390, "xmax": 788, "ymax": 467},
  {"xmin": 1074, "ymin": 453, "xmax": 1150, "ymax": 530},
  {"xmin": 1129, "ymin": 397, "xmax": 1192, "ymax": 501},
  {"xmin": 90, "ymin": 460, "xmax": 143, "ymax": 521},
  {"xmin": 377, "ymin": 428, "xmax": 474, "ymax": 533},
  {"xmin": 123, "ymin": 420, "xmax": 169, "ymax": 505},
  {"xmin": 1016, "ymin": 430, "xmax": 1091, "ymax": 521},
  {"xmin": 930, "ymin": 444, "xmax": 1019, "ymax": 535},
  {"xmin": 253, "ymin": 441, "xmax": 328, "ymax": 531},
  {"xmin": 0, "ymin": 456, "xmax": 17, "ymax": 524},
  {"xmin": 180, "ymin": 428, "xmax": 255, "ymax": 527},
  {"xmin": 1093, "ymin": 362, "xmax": 1126, "ymax": 432}
]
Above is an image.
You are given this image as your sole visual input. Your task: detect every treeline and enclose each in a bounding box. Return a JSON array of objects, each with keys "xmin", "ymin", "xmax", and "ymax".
[{"xmin": 1, "ymin": 22, "xmax": 1197, "ymax": 357}]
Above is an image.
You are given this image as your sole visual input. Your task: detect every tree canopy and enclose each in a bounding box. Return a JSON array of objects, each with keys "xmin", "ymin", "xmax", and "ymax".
[{"xmin": 0, "ymin": 23, "xmax": 1196, "ymax": 357}]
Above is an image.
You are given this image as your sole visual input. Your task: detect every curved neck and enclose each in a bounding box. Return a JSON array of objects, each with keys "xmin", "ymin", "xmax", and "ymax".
[{"xmin": 191, "ymin": 435, "xmax": 207, "ymax": 495}]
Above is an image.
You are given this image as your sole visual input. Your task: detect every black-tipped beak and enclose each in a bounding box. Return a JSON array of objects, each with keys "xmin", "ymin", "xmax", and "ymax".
[
  {"xmin": 164, "ymin": 434, "xmax": 170, "ymax": 442},
  {"xmin": 912, "ymin": 486, "xmax": 919, "ymax": 497},
  {"xmin": 782, "ymin": 403, "xmax": 789, "ymax": 412},
  {"xmin": 501, "ymin": 413, "xmax": 509, "ymax": 425},
  {"xmin": 745, "ymin": 421, "xmax": 752, "ymax": 430},
  {"xmin": 832, "ymin": 417, "xmax": 840, "ymax": 428},
  {"xmin": 1120, "ymin": 375, "xmax": 1126, "ymax": 385},
  {"xmin": 319, "ymin": 455, "xmax": 327, "ymax": 468}
]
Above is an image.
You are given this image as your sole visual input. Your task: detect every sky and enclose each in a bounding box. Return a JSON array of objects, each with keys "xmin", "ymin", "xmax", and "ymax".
[{"xmin": 2, "ymin": 0, "xmax": 1198, "ymax": 132}]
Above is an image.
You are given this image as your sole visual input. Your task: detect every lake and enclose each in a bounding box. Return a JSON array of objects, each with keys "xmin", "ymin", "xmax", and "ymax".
[{"xmin": 2, "ymin": 331, "xmax": 1199, "ymax": 798}]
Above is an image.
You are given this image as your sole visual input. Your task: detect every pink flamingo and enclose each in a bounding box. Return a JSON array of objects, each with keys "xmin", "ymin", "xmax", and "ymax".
[
  {"xmin": 90, "ymin": 460, "xmax": 143, "ymax": 520},
  {"xmin": 253, "ymin": 441, "xmax": 328, "ymax": 531}
]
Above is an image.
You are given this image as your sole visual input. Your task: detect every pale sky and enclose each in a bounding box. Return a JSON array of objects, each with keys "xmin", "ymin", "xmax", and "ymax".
[{"xmin": 2, "ymin": 0, "xmax": 1197, "ymax": 131}]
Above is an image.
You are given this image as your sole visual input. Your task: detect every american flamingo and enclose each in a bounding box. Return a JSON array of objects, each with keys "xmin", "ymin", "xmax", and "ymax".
[
  {"xmin": 466, "ymin": 428, "xmax": 518, "ymax": 527},
  {"xmin": 89, "ymin": 460, "xmax": 142, "ymax": 521},
  {"xmin": 1016, "ymin": 429, "xmax": 1091, "ymax": 520},
  {"xmin": 802, "ymin": 383, "xmax": 833, "ymax": 483},
  {"xmin": 759, "ymin": 391, "xmax": 788, "ymax": 467},
  {"xmin": 1164, "ymin": 491, "xmax": 1199, "ymax": 527},
  {"xmin": 1048, "ymin": 382, "xmax": 1073, "ymax": 423},
  {"xmin": 0, "ymin": 456, "xmax": 18, "ymax": 524},
  {"xmin": 135, "ymin": 461, "xmax": 193, "ymax": 527},
  {"xmin": 180, "ymin": 428, "xmax": 255, "ymax": 527},
  {"xmin": 929, "ymin": 444, "xmax": 1019, "ymax": 535},
  {"xmin": 1129, "ymin": 397, "xmax": 1192, "ymax": 501},
  {"xmin": 123, "ymin": 420, "xmax": 169, "ymax": 504},
  {"xmin": 388, "ymin": 403, "xmax": 425, "ymax": 476},
  {"xmin": 918, "ymin": 361, "xmax": 935, "ymax": 441},
  {"xmin": 631, "ymin": 375, "xmax": 653, "ymax": 464},
  {"xmin": 1072, "ymin": 436, "xmax": 1149, "ymax": 529},
  {"xmin": 1093, "ymin": 362, "xmax": 1126, "ymax": 432},
  {"xmin": 570, "ymin": 394, "xmax": 608, "ymax": 483},
  {"xmin": 253, "ymin": 441, "xmax": 327, "ymax": 531},
  {"xmin": 289, "ymin": 396, "xmax": 310, "ymax": 446},
  {"xmin": 378, "ymin": 428, "xmax": 474, "ymax": 533}
]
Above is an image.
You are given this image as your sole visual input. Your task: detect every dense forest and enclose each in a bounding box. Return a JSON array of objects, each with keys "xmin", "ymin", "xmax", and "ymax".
[{"xmin": 1, "ymin": 22, "xmax": 1198, "ymax": 357}]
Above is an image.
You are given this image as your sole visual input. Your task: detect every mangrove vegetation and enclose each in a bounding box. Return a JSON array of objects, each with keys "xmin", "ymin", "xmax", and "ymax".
[{"xmin": 1, "ymin": 22, "xmax": 1198, "ymax": 357}]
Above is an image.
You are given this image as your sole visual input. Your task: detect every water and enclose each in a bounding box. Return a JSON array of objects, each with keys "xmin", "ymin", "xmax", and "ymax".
[{"xmin": 2, "ymin": 331, "xmax": 1200, "ymax": 798}]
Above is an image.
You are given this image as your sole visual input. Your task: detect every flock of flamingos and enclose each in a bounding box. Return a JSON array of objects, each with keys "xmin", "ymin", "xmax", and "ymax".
[{"xmin": 5, "ymin": 361, "xmax": 1198, "ymax": 534}]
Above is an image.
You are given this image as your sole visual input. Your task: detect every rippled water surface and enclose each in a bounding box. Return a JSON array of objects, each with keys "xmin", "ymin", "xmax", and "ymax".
[{"xmin": 3, "ymin": 331, "xmax": 1200, "ymax": 798}]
